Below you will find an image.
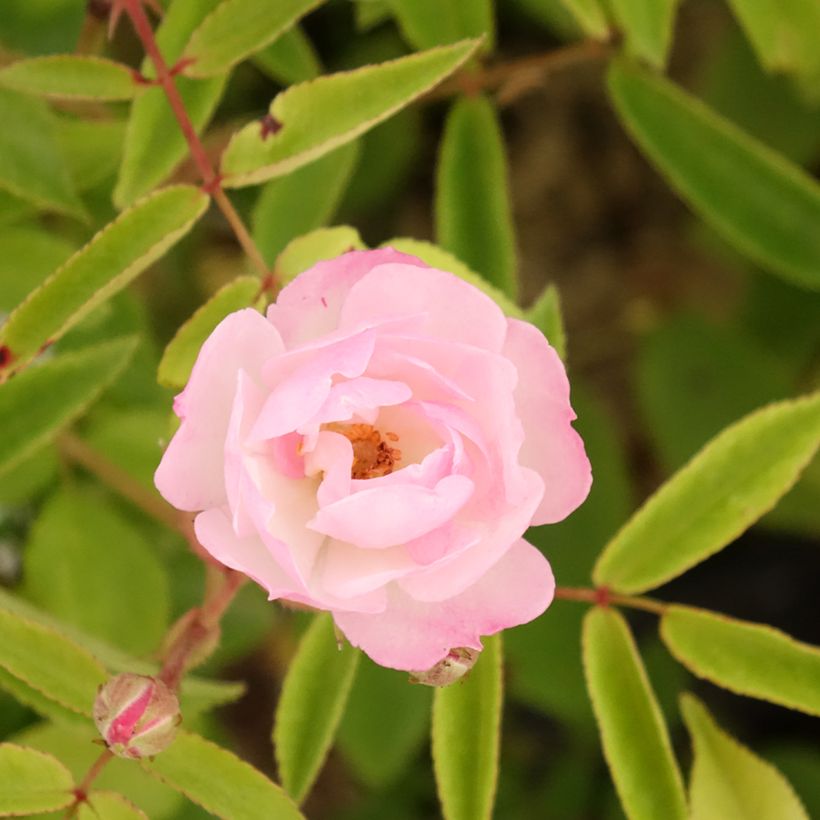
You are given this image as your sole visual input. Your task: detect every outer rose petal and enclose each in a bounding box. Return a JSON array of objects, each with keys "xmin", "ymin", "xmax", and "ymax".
[
  {"xmin": 268, "ymin": 249, "xmax": 426, "ymax": 347},
  {"xmin": 155, "ymin": 310, "xmax": 284, "ymax": 511},
  {"xmin": 333, "ymin": 539, "xmax": 555, "ymax": 671},
  {"xmin": 502, "ymin": 319, "xmax": 592, "ymax": 525}
]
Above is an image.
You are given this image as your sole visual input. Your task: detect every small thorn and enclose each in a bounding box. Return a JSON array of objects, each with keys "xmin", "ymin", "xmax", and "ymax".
[
  {"xmin": 259, "ymin": 113, "xmax": 282, "ymax": 140},
  {"xmin": 169, "ymin": 56, "xmax": 196, "ymax": 77}
]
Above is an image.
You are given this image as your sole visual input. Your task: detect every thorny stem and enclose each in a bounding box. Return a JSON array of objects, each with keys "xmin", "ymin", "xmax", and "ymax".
[
  {"xmin": 555, "ymin": 585, "xmax": 668, "ymax": 616},
  {"xmin": 66, "ymin": 749, "xmax": 114, "ymax": 816},
  {"xmin": 121, "ymin": 0, "xmax": 271, "ymax": 281}
]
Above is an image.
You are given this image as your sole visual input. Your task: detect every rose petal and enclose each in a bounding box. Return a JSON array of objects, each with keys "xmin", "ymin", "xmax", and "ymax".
[
  {"xmin": 503, "ymin": 319, "xmax": 592, "ymax": 524},
  {"xmin": 334, "ymin": 539, "xmax": 555, "ymax": 671},
  {"xmin": 155, "ymin": 309, "xmax": 284, "ymax": 511}
]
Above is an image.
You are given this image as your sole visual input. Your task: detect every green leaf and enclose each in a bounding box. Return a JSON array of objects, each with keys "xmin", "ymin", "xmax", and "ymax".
[
  {"xmin": 253, "ymin": 142, "xmax": 359, "ymax": 266},
  {"xmin": 22, "ymin": 487, "xmax": 170, "ymax": 656},
  {"xmin": 0, "ymin": 338, "xmax": 137, "ymax": 478},
  {"xmin": 252, "ymin": 26, "xmax": 321, "ymax": 85},
  {"xmin": 221, "ymin": 39, "xmax": 479, "ymax": 187},
  {"xmin": 582, "ymin": 608, "xmax": 686, "ymax": 820},
  {"xmin": 80, "ymin": 792, "xmax": 149, "ymax": 820},
  {"xmin": 388, "ymin": 0, "xmax": 495, "ymax": 51},
  {"xmin": 276, "ymin": 226, "xmax": 365, "ymax": 285},
  {"xmin": 0, "ymin": 744, "xmax": 74, "ymax": 816},
  {"xmin": 0, "ymin": 56, "xmax": 138, "ymax": 100},
  {"xmin": 0, "ymin": 88, "xmax": 84, "ymax": 219},
  {"xmin": 274, "ymin": 614, "xmax": 360, "ymax": 804},
  {"xmin": 593, "ymin": 393, "xmax": 820, "ymax": 594},
  {"xmin": 432, "ymin": 635, "xmax": 502, "ymax": 820},
  {"xmin": 144, "ymin": 730, "xmax": 305, "ymax": 820},
  {"xmin": 0, "ymin": 605, "xmax": 107, "ymax": 717},
  {"xmin": 183, "ymin": 0, "xmax": 325, "ymax": 78},
  {"xmin": 57, "ymin": 116, "xmax": 126, "ymax": 193},
  {"xmin": 724, "ymin": 0, "xmax": 820, "ymax": 83},
  {"xmin": 608, "ymin": 59, "xmax": 820, "ymax": 291},
  {"xmin": 609, "ymin": 0, "xmax": 679, "ymax": 68},
  {"xmin": 381, "ymin": 237, "xmax": 524, "ymax": 318},
  {"xmin": 337, "ymin": 658, "xmax": 431, "ymax": 788},
  {"xmin": 0, "ymin": 185, "xmax": 208, "ymax": 373},
  {"xmin": 680, "ymin": 693, "xmax": 808, "ymax": 820},
  {"xmin": 158, "ymin": 276, "xmax": 261, "ymax": 389},
  {"xmin": 555, "ymin": 0, "xmax": 610, "ymax": 37},
  {"xmin": 114, "ymin": 0, "xmax": 226, "ymax": 207},
  {"xmin": 526, "ymin": 284, "xmax": 566, "ymax": 359},
  {"xmin": 435, "ymin": 94, "xmax": 517, "ymax": 299},
  {"xmin": 661, "ymin": 606, "xmax": 820, "ymax": 717}
]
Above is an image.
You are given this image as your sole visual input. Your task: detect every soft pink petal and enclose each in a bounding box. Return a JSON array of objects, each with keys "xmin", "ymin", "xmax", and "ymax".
[
  {"xmin": 268, "ymin": 249, "xmax": 426, "ymax": 347},
  {"xmin": 308, "ymin": 474, "xmax": 474, "ymax": 549},
  {"xmin": 155, "ymin": 309, "xmax": 284, "ymax": 511},
  {"xmin": 340, "ymin": 264, "xmax": 509, "ymax": 352},
  {"xmin": 317, "ymin": 539, "xmax": 417, "ymax": 599},
  {"xmin": 310, "ymin": 376, "xmax": 412, "ymax": 427},
  {"xmin": 334, "ymin": 539, "xmax": 555, "ymax": 671},
  {"xmin": 503, "ymin": 319, "xmax": 591, "ymax": 524}
]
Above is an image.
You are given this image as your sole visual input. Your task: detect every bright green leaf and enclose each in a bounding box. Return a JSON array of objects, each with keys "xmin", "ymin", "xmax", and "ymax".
[
  {"xmin": 381, "ymin": 238, "xmax": 524, "ymax": 318},
  {"xmin": 388, "ymin": 0, "xmax": 495, "ymax": 51},
  {"xmin": 583, "ymin": 608, "xmax": 686, "ymax": 820},
  {"xmin": 0, "ymin": 338, "xmax": 137, "ymax": 477},
  {"xmin": 594, "ymin": 393, "xmax": 820, "ymax": 594},
  {"xmin": 0, "ymin": 605, "xmax": 107, "ymax": 717},
  {"xmin": 0, "ymin": 88, "xmax": 84, "ymax": 219},
  {"xmin": 144, "ymin": 730, "xmax": 305, "ymax": 820},
  {"xmin": 275, "ymin": 614, "xmax": 360, "ymax": 804},
  {"xmin": 276, "ymin": 226, "xmax": 365, "ymax": 285},
  {"xmin": 526, "ymin": 284, "xmax": 566, "ymax": 360},
  {"xmin": 252, "ymin": 26, "xmax": 321, "ymax": 85},
  {"xmin": 184, "ymin": 0, "xmax": 325, "ymax": 77},
  {"xmin": 681, "ymin": 693, "xmax": 808, "ymax": 820},
  {"xmin": 661, "ymin": 606, "xmax": 820, "ymax": 717},
  {"xmin": 555, "ymin": 0, "xmax": 610, "ymax": 37},
  {"xmin": 608, "ymin": 59, "xmax": 820, "ymax": 290},
  {"xmin": 158, "ymin": 276, "xmax": 261, "ymax": 389},
  {"xmin": 432, "ymin": 635, "xmax": 502, "ymax": 820},
  {"xmin": 221, "ymin": 40, "xmax": 479, "ymax": 187},
  {"xmin": 609, "ymin": 0, "xmax": 679, "ymax": 68},
  {"xmin": 114, "ymin": 0, "xmax": 226, "ymax": 207},
  {"xmin": 337, "ymin": 657, "xmax": 431, "ymax": 788},
  {"xmin": 0, "ymin": 55, "xmax": 138, "ymax": 100},
  {"xmin": 80, "ymin": 792, "xmax": 149, "ymax": 820},
  {"xmin": 22, "ymin": 487, "xmax": 170, "ymax": 655},
  {"xmin": 0, "ymin": 185, "xmax": 208, "ymax": 372},
  {"xmin": 253, "ymin": 141, "xmax": 359, "ymax": 266},
  {"xmin": 0, "ymin": 744, "xmax": 74, "ymax": 816},
  {"xmin": 436, "ymin": 94, "xmax": 517, "ymax": 299}
]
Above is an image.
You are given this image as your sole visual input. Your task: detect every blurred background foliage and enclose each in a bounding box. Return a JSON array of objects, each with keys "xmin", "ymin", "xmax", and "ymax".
[{"xmin": 0, "ymin": 0, "xmax": 819, "ymax": 818}]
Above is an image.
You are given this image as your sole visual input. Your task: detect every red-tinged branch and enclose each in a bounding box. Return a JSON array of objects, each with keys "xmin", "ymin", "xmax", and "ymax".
[
  {"xmin": 555, "ymin": 585, "xmax": 668, "ymax": 616},
  {"xmin": 120, "ymin": 0, "xmax": 271, "ymax": 281}
]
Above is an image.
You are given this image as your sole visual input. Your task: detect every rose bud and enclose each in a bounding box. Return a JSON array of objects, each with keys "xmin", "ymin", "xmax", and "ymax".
[
  {"xmin": 410, "ymin": 647, "xmax": 480, "ymax": 687},
  {"xmin": 155, "ymin": 249, "xmax": 591, "ymax": 672},
  {"xmin": 93, "ymin": 673, "xmax": 180, "ymax": 759}
]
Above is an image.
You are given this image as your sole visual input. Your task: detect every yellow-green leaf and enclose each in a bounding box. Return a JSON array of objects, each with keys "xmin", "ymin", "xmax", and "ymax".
[
  {"xmin": 608, "ymin": 59, "xmax": 820, "ymax": 290},
  {"xmin": 158, "ymin": 276, "xmax": 261, "ymax": 389},
  {"xmin": 432, "ymin": 635, "xmax": 502, "ymax": 820},
  {"xmin": 274, "ymin": 615, "xmax": 360, "ymax": 804},
  {"xmin": 556, "ymin": 0, "xmax": 610, "ymax": 38},
  {"xmin": 609, "ymin": 0, "xmax": 679, "ymax": 68},
  {"xmin": 0, "ymin": 744, "xmax": 74, "ymax": 816},
  {"xmin": 436, "ymin": 94, "xmax": 517, "ymax": 299},
  {"xmin": 0, "ymin": 185, "xmax": 208, "ymax": 373},
  {"xmin": 681, "ymin": 693, "xmax": 809, "ymax": 820},
  {"xmin": 252, "ymin": 26, "xmax": 321, "ymax": 85},
  {"xmin": 79, "ymin": 792, "xmax": 149, "ymax": 820},
  {"xmin": 388, "ymin": 0, "xmax": 495, "ymax": 52},
  {"xmin": 582, "ymin": 608, "xmax": 686, "ymax": 820},
  {"xmin": 0, "ymin": 55, "xmax": 138, "ymax": 100},
  {"xmin": 662, "ymin": 606, "xmax": 820, "ymax": 717},
  {"xmin": 526, "ymin": 283, "xmax": 566, "ymax": 360},
  {"xmin": 221, "ymin": 40, "xmax": 479, "ymax": 187},
  {"xmin": 183, "ymin": 0, "xmax": 325, "ymax": 77}
]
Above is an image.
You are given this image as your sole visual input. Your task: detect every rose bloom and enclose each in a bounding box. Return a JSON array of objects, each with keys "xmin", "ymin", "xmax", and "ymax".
[{"xmin": 155, "ymin": 250, "xmax": 591, "ymax": 672}]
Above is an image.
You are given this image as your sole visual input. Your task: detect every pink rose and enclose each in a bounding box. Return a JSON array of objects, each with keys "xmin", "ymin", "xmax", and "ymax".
[{"xmin": 155, "ymin": 250, "xmax": 591, "ymax": 672}]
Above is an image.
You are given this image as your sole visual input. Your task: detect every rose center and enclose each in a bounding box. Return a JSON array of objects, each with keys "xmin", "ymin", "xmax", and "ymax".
[{"xmin": 327, "ymin": 423, "xmax": 402, "ymax": 479}]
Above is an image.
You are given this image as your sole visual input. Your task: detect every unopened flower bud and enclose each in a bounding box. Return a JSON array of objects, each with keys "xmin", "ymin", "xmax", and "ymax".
[
  {"xmin": 410, "ymin": 647, "xmax": 480, "ymax": 687},
  {"xmin": 93, "ymin": 674, "xmax": 180, "ymax": 759}
]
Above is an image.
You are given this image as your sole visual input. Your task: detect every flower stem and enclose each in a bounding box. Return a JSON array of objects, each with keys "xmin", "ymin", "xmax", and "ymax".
[
  {"xmin": 121, "ymin": 0, "xmax": 271, "ymax": 281},
  {"xmin": 554, "ymin": 585, "xmax": 668, "ymax": 616},
  {"xmin": 65, "ymin": 748, "xmax": 114, "ymax": 816}
]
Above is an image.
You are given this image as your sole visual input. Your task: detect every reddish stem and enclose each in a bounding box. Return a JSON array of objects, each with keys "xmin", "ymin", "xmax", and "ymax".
[{"xmin": 554, "ymin": 585, "xmax": 668, "ymax": 616}]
